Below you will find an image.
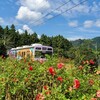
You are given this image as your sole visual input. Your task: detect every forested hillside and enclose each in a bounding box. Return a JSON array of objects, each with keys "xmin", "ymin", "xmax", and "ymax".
[
  {"xmin": 71, "ymin": 37, "xmax": 100, "ymax": 51},
  {"xmin": 0, "ymin": 24, "xmax": 72, "ymax": 57}
]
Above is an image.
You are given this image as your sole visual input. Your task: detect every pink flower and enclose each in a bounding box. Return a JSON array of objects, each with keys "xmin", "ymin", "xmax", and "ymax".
[
  {"xmin": 36, "ymin": 93, "xmax": 45, "ymax": 100},
  {"xmin": 57, "ymin": 63, "xmax": 64, "ymax": 69},
  {"xmin": 39, "ymin": 59, "xmax": 44, "ymax": 64},
  {"xmin": 57, "ymin": 76, "xmax": 63, "ymax": 82},
  {"xmin": 48, "ymin": 67, "xmax": 55, "ymax": 76},
  {"xmin": 73, "ymin": 79, "xmax": 80, "ymax": 89},
  {"xmin": 86, "ymin": 60, "xmax": 89, "ymax": 64},
  {"xmin": 97, "ymin": 90, "xmax": 100, "ymax": 98},
  {"xmin": 89, "ymin": 79, "xmax": 94, "ymax": 86},
  {"xmin": 78, "ymin": 65, "xmax": 83, "ymax": 70},
  {"xmin": 91, "ymin": 98, "xmax": 97, "ymax": 100},
  {"xmin": 45, "ymin": 90, "xmax": 51, "ymax": 95}
]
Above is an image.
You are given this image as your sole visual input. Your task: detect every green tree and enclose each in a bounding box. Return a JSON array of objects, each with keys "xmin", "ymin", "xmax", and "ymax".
[
  {"xmin": 19, "ymin": 30, "xmax": 31, "ymax": 45},
  {"xmin": 52, "ymin": 35, "xmax": 72, "ymax": 57},
  {"xmin": 40, "ymin": 34, "xmax": 49, "ymax": 45},
  {"xmin": 4, "ymin": 25, "xmax": 9, "ymax": 35},
  {"xmin": 0, "ymin": 26, "xmax": 4, "ymax": 38},
  {"xmin": 30, "ymin": 32, "xmax": 39, "ymax": 44}
]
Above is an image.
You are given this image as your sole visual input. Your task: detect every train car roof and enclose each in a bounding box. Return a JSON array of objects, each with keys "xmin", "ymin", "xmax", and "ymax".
[{"xmin": 10, "ymin": 44, "xmax": 53, "ymax": 50}]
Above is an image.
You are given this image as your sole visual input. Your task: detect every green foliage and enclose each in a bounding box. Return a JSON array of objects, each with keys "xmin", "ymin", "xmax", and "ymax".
[
  {"xmin": 67, "ymin": 43, "xmax": 99, "ymax": 73},
  {"xmin": 71, "ymin": 37, "xmax": 100, "ymax": 51},
  {"xmin": 52, "ymin": 35, "xmax": 72, "ymax": 57},
  {"xmin": 0, "ymin": 44, "xmax": 7, "ymax": 56}
]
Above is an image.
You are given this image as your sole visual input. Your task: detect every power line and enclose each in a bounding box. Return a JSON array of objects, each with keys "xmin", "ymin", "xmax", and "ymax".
[
  {"xmin": 33, "ymin": 0, "xmax": 72, "ymax": 25},
  {"xmin": 35, "ymin": 0, "xmax": 88, "ymax": 26}
]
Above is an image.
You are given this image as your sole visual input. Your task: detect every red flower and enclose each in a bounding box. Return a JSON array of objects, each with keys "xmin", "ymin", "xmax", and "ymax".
[
  {"xmin": 57, "ymin": 76, "xmax": 63, "ymax": 82},
  {"xmin": 57, "ymin": 63, "xmax": 64, "ymax": 69},
  {"xmin": 36, "ymin": 93, "xmax": 45, "ymax": 100},
  {"xmin": 97, "ymin": 90, "xmax": 100, "ymax": 98},
  {"xmin": 89, "ymin": 79, "xmax": 94, "ymax": 86},
  {"xmin": 29, "ymin": 66, "xmax": 33, "ymax": 71},
  {"xmin": 48, "ymin": 67, "xmax": 55, "ymax": 76},
  {"xmin": 89, "ymin": 59, "xmax": 95, "ymax": 65},
  {"xmin": 73, "ymin": 79, "xmax": 80, "ymax": 89},
  {"xmin": 43, "ymin": 86, "xmax": 48, "ymax": 90}
]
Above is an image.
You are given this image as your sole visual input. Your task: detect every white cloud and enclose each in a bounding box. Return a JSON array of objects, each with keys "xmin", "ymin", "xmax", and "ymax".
[
  {"xmin": 46, "ymin": 15, "xmax": 53, "ymax": 19},
  {"xmin": 23, "ymin": 24, "xmax": 33, "ymax": 34},
  {"xmin": 51, "ymin": 1, "xmax": 90, "ymax": 18},
  {"xmin": 37, "ymin": 34, "xmax": 41, "ymax": 39},
  {"xmin": 78, "ymin": 27, "xmax": 100, "ymax": 33},
  {"xmin": 68, "ymin": 20, "xmax": 78, "ymax": 27},
  {"xmin": 18, "ymin": 29, "xmax": 24, "ymax": 34},
  {"xmin": 16, "ymin": 0, "xmax": 100, "ymax": 25},
  {"xmin": 83, "ymin": 20, "xmax": 94, "ymax": 28},
  {"xmin": 19, "ymin": 0, "xmax": 50, "ymax": 11},
  {"xmin": 16, "ymin": 0, "xmax": 51, "ymax": 24},
  {"xmin": 0, "ymin": 17, "xmax": 4, "ymax": 24},
  {"xmin": 95, "ymin": 19, "xmax": 100, "ymax": 27},
  {"xmin": 51, "ymin": 1, "xmax": 100, "ymax": 18},
  {"xmin": 67, "ymin": 36, "xmax": 84, "ymax": 41},
  {"xmin": 91, "ymin": 2, "xmax": 100, "ymax": 12},
  {"xmin": 18, "ymin": 24, "xmax": 33, "ymax": 34},
  {"xmin": 16, "ymin": 6, "xmax": 43, "ymax": 22}
]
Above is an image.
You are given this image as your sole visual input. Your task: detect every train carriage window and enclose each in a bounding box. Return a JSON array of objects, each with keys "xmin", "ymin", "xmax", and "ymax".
[
  {"xmin": 36, "ymin": 47, "xmax": 41, "ymax": 50},
  {"xmin": 42, "ymin": 47, "xmax": 46, "ymax": 50},
  {"xmin": 48, "ymin": 48, "xmax": 52, "ymax": 50}
]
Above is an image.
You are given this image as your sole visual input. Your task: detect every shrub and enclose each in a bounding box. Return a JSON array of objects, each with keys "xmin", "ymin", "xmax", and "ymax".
[{"xmin": 0, "ymin": 56, "xmax": 100, "ymax": 100}]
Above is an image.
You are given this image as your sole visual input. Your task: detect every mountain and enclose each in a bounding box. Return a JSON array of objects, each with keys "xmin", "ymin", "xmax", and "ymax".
[
  {"xmin": 92, "ymin": 37, "xmax": 100, "ymax": 51},
  {"xmin": 70, "ymin": 37, "xmax": 100, "ymax": 51},
  {"xmin": 71, "ymin": 39, "xmax": 84, "ymax": 47}
]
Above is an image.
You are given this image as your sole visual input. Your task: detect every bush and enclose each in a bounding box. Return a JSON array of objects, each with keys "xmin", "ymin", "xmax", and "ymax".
[
  {"xmin": 68, "ymin": 47, "xmax": 98, "ymax": 73},
  {"xmin": 0, "ymin": 56, "xmax": 100, "ymax": 100}
]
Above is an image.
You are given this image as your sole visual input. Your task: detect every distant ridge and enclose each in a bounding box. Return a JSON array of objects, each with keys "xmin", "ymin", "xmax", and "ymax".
[{"xmin": 70, "ymin": 36, "xmax": 100, "ymax": 50}]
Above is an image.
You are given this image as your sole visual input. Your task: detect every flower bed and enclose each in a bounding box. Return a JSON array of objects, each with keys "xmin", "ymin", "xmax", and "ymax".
[{"xmin": 0, "ymin": 56, "xmax": 100, "ymax": 100}]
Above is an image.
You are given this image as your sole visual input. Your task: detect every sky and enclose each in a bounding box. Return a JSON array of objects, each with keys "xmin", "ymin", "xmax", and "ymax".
[{"xmin": 0, "ymin": 0, "xmax": 100, "ymax": 40}]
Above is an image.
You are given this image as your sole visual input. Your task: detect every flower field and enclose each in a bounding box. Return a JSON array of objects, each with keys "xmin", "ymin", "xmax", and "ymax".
[{"xmin": 0, "ymin": 56, "xmax": 100, "ymax": 100}]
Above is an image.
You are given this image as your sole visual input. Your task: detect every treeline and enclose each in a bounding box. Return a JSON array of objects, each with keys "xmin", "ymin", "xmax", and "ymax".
[{"xmin": 0, "ymin": 24, "xmax": 72, "ymax": 57}]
